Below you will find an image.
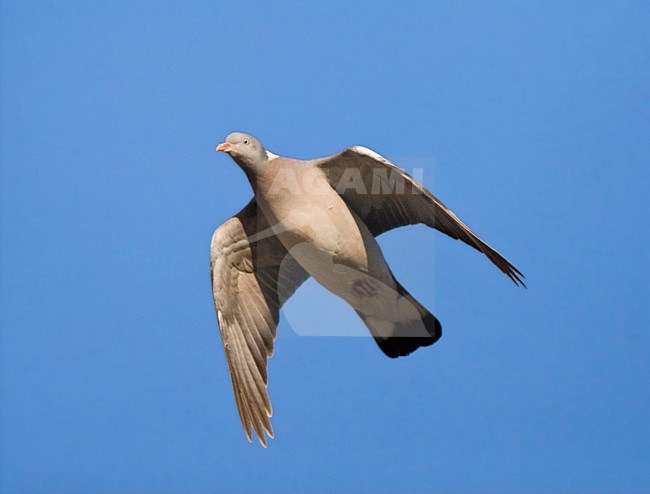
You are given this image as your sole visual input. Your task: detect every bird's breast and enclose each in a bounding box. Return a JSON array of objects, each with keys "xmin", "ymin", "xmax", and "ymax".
[{"xmin": 257, "ymin": 190, "xmax": 370, "ymax": 269}]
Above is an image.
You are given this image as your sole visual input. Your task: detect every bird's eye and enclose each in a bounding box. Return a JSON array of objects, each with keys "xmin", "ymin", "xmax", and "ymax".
[{"xmin": 243, "ymin": 139, "xmax": 249, "ymax": 145}]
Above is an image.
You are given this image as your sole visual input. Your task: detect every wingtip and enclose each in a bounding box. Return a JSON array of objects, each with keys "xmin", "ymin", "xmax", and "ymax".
[
  {"xmin": 513, "ymin": 269, "xmax": 527, "ymax": 289},
  {"xmin": 263, "ymin": 423, "xmax": 274, "ymax": 441},
  {"xmin": 243, "ymin": 427, "xmax": 274, "ymax": 448},
  {"xmin": 255, "ymin": 429, "xmax": 273, "ymax": 448},
  {"xmin": 511, "ymin": 273, "xmax": 527, "ymax": 289},
  {"xmin": 504, "ymin": 261, "xmax": 526, "ymax": 288}
]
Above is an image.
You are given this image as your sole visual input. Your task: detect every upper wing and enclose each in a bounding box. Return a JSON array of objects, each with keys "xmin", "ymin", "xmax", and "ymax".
[
  {"xmin": 317, "ymin": 146, "xmax": 525, "ymax": 287},
  {"xmin": 210, "ymin": 200, "xmax": 309, "ymax": 446}
]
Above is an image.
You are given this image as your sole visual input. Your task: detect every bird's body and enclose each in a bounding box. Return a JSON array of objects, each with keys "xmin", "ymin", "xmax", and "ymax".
[
  {"xmin": 255, "ymin": 157, "xmax": 404, "ymax": 331},
  {"xmin": 211, "ymin": 132, "xmax": 524, "ymax": 446}
]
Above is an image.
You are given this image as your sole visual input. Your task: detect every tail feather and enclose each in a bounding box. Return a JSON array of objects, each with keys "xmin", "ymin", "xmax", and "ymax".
[{"xmin": 357, "ymin": 280, "xmax": 441, "ymax": 359}]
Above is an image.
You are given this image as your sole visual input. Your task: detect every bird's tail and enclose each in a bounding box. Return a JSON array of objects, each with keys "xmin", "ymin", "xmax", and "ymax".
[{"xmin": 356, "ymin": 280, "xmax": 442, "ymax": 358}]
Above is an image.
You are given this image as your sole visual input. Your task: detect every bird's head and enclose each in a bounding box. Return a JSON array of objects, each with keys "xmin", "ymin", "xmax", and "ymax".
[{"xmin": 216, "ymin": 132, "xmax": 269, "ymax": 173}]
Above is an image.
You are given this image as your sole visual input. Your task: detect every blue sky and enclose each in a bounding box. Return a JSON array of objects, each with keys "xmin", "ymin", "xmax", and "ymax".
[{"xmin": 1, "ymin": 1, "xmax": 649, "ymax": 493}]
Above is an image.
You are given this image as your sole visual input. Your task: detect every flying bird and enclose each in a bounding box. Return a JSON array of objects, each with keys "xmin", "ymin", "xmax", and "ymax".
[{"xmin": 211, "ymin": 132, "xmax": 524, "ymax": 446}]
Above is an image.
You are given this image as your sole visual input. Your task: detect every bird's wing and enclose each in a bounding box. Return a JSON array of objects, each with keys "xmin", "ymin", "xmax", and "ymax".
[
  {"xmin": 210, "ymin": 200, "xmax": 309, "ymax": 446},
  {"xmin": 316, "ymin": 146, "xmax": 525, "ymax": 286}
]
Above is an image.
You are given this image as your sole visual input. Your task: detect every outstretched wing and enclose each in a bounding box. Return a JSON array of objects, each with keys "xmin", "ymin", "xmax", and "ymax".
[
  {"xmin": 210, "ymin": 200, "xmax": 309, "ymax": 446},
  {"xmin": 317, "ymin": 146, "xmax": 525, "ymax": 286}
]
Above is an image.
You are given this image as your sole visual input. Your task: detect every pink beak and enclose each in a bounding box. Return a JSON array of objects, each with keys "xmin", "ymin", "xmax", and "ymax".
[{"xmin": 216, "ymin": 142, "xmax": 232, "ymax": 152}]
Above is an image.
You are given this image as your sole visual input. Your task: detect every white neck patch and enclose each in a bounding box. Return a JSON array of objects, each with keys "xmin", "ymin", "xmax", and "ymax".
[{"xmin": 266, "ymin": 150, "xmax": 279, "ymax": 161}]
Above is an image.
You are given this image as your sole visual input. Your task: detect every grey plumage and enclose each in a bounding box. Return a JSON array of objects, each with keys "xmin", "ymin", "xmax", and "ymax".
[{"xmin": 211, "ymin": 132, "xmax": 524, "ymax": 446}]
